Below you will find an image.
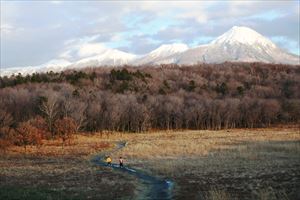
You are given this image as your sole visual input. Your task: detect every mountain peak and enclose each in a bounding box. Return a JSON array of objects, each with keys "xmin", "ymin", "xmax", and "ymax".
[
  {"xmin": 133, "ymin": 43, "xmax": 189, "ymax": 65},
  {"xmin": 211, "ymin": 26, "xmax": 276, "ymax": 48},
  {"xmin": 73, "ymin": 48, "xmax": 137, "ymax": 67},
  {"xmin": 149, "ymin": 43, "xmax": 189, "ymax": 57}
]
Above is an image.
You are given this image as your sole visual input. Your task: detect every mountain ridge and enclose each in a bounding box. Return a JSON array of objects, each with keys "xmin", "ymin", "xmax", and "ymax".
[{"xmin": 1, "ymin": 26, "xmax": 299, "ymax": 76}]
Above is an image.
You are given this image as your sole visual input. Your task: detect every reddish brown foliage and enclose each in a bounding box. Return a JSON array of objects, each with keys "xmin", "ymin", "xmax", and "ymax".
[
  {"xmin": 54, "ymin": 117, "xmax": 76, "ymax": 146},
  {"xmin": 15, "ymin": 121, "xmax": 43, "ymax": 149},
  {"xmin": 28, "ymin": 116, "xmax": 50, "ymax": 139}
]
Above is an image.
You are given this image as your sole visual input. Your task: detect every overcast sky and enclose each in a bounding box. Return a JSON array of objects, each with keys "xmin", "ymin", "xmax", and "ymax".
[{"xmin": 1, "ymin": 0, "xmax": 299, "ymax": 68}]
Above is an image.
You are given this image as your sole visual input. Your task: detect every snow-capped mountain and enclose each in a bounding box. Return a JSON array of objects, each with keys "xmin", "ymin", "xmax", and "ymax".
[
  {"xmin": 0, "ymin": 59, "xmax": 71, "ymax": 76},
  {"xmin": 0, "ymin": 49, "xmax": 136, "ymax": 76},
  {"xmin": 1, "ymin": 26, "xmax": 299, "ymax": 76},
  {"xmin": 134, "ymin": 43, "xmax": 188, "ymax": 65},
  {"xmin": 172, "ymin": 26, "xmax": 299, "ymax": 65},
  {"xmin": 38, "ymin": 59, "xmax": 72, "ymax": 71},
  {"xmin": 71, "ymin": 49, "xmax": 137, "ymax": 68}
]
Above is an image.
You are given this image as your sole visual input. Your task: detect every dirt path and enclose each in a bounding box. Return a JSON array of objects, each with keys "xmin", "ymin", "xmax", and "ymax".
[{"xmin": 91, "ymin": 141, "xmax": 174, "ymax": 200}]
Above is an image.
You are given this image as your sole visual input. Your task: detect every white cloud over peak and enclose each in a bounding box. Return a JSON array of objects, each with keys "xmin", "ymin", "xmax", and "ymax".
[{"xmin": 77, "ymin": 43, "xmax": 107, "ymax": 58}]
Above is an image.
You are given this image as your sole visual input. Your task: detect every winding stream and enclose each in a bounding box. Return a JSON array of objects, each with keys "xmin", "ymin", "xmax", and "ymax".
[{"xmin": 91, "ymin": 141, "xmax": 174, "ymax": 200}]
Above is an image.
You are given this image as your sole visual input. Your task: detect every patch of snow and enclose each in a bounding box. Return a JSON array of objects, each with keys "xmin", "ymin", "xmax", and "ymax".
[
  {"xmin": 134, "ymin": 43, "xmax": 188, "ymax": 65},
  {"xmin": 211, "ymin": 26, "xmax": 276, "ymax": 48}
]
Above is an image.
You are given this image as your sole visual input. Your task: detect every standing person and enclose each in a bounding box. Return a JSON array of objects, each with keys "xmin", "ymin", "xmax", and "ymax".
[
  {"xmin": 106, "ymin": 156, "xmax": 112, "ymax": 166},
  {"xmin": 119, "ymin": 157, "xmax": 124, "ymax": 168}
]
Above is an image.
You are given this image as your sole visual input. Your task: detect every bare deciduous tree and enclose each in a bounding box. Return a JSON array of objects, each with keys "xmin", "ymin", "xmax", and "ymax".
[
  {"xmin": 0, "ymin": 62, "xmax": 299, "ymax": 133},
  {"xmin": 39, "ymin": 95, "xmax": 60, "ymax": 137}
]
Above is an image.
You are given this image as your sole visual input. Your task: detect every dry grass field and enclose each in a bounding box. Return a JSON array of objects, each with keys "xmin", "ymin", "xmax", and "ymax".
[
  {"xmin": 1, "ymin": 128, "xmax": 299, "ymax": 200},
  {"xmin": 0, "ymin": 135, "xmax": 139, "ymax": 200},
  {"xmin": 107, "ymin": 128, "xmax": 300, "ymax": 200}
]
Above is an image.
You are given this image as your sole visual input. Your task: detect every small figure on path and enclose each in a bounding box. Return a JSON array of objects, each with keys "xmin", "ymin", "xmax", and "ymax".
[
  {"xmin": 119, "ymin": 157, "xmax": 124, "ymax": 168},
  {"xmin": 106, "ymin": 155, "xmax": 112, "ymax": 166}
]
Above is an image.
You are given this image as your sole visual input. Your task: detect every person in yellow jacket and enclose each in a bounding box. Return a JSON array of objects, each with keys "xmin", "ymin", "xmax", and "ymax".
[{"xmin": 105, "ymin": 156, "xmax": 112, "ymax": 166}]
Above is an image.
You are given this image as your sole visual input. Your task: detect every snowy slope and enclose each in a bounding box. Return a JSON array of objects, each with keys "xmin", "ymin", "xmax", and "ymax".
[
  {"xmin": 0, "ymin": 59, "xmax": 72, "ymax": 77},
  {"xmin": 174, "ymin": 26, "xmax": 299, "ymax": 65},
  {"xmin": 39, "ymin": 59, "xmax": 72, "ymax": 72},
  {"xmin": 134, "ymin": 43, "xmax": 189, "ymax": 65},
  {"xmin": 211, "ymin": 26, "xmax": 276, "ymax": 47},
  {"xmin": 71, "ymin": 49, "xmax": 137, "ymax": 68},
  {"xmin": 0, "ymin": 49, "xmax": 136, "ymax": 76}
]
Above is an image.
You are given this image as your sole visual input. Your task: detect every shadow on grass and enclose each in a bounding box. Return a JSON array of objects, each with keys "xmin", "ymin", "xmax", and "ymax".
[{"xmin": 0, "ymin": 185, "xmax": 84, "ymax": 200}]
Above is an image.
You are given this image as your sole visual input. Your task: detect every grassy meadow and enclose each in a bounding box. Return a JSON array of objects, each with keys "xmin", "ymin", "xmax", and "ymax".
[{"xmin": 0, "ymin": 127, "xmax": 299, "ymax": 200}]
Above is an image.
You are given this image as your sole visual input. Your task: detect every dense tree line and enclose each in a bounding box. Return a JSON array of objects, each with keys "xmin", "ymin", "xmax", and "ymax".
[{"xmin": 0, "ymin": 62, "xmax": 299, "ymax": 148}]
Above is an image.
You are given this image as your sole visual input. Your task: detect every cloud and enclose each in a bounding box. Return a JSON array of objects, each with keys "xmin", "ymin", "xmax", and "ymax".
[
  {"xmin": 77, "ymin": 43, "xmax": 107, "ymax": 58},
  {"xmin": 246, "ymin": 10, "xmax": 286, "ymax": 21},
  {"xmin": 271, "ymin": 36, "xmax": 300, "ymax": 55},
  {"xmin": 0, "ymin": 23, "xmax": 15, "ymax": 34},
  {"xmin": 59, "ymin": 35, "xmax": 106, "ymax": 60},
  {"xmin": 50, "ymin": 1, "xmax": 62, "ymax": 4},
  {"xmin": 124, "ymin": 35, "xmax": 161, "ymax": 55}
]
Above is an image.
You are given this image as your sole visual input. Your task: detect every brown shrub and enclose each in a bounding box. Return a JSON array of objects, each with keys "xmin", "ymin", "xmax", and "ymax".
[
  {"xmin": 15, "ymin": 121, "xmax": 43, "ymax": 150},
  {"xmin": 54, "ymin": 117, "xmax": 76, "ymax": 147},
  {"xmin": 28, "ymin": 116, "xmax": 51, "ymax": 139}
]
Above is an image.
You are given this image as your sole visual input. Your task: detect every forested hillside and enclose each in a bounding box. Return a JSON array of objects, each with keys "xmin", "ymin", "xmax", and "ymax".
[{"xmin": 1, "ymin": 62, "xmax": 299, "ymax": 148}]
